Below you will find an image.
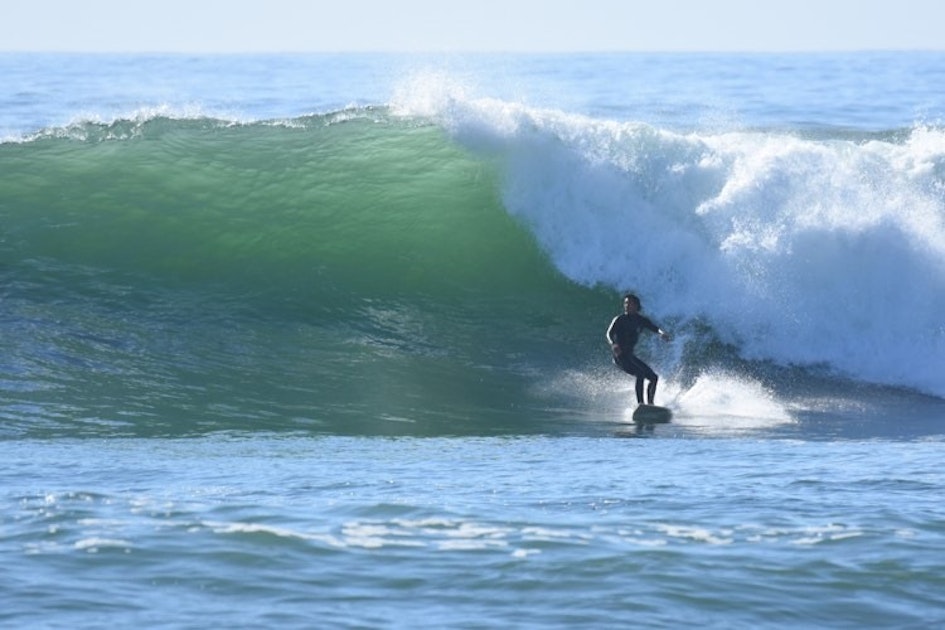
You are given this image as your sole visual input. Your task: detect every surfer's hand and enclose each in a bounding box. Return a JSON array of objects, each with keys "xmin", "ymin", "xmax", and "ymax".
[
  {"xmin": 660, "ymin": 332, "xmax": 672, "ymax": 342},
  {"xmin": 611, "ymin": 343, "xmax": 621, "ymax": 355}
]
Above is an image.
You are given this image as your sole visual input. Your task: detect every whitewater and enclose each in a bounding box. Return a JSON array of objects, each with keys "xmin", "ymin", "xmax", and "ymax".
[
  {"xmin": 2, "ymin": 52, "xmax": 945, "ymax": 628},
  {"xmin": 397, "ymin": 83, "xmax": 945, "ymax": 397}
]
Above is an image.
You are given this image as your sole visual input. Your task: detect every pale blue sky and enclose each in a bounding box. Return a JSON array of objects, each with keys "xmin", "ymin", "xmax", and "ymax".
[{"xmin": 4, "ymin": 0, "xmax": 944, "ymax": 53}]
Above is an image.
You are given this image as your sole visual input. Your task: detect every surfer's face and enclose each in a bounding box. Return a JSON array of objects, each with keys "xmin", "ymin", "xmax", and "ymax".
[{"xmin": 624, "ymin": 298, "xmax": 638, "ymax": 314}]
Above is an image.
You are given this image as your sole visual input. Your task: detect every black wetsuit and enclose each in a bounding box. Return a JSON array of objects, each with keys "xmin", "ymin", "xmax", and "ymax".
[{"xmin": 607, "ymin": 312, "xmax": 660, "ymax": 400}]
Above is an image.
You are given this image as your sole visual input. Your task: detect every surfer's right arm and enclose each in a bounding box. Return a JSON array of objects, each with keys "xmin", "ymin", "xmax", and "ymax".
[{"xmin": 606, "ymin": 316, "xmax": 621, "ymax": 355}]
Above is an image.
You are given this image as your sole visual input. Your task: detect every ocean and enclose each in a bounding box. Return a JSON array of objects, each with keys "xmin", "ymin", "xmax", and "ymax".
[{"xmin": 2, "ymin": 51, "xmax": 945, "ymax": 628}]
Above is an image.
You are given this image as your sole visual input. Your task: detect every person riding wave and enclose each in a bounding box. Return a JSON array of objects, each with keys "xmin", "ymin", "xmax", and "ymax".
[{"xmin": 606, "ymin": 293, "xmax": 671, "ymax": 406}]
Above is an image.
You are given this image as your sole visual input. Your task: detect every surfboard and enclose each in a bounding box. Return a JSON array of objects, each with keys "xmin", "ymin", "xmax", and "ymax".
[{"xmin": 632, "ymin": 404, "xmax": 672, "ymax": 424}]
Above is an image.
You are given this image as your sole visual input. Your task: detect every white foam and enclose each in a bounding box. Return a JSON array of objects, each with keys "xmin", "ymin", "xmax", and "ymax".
[
  {"xmin": 397, "ymin": 75, "xmax": 945, "ymax": 397},
  {"xmin": 74, "ymin": 538, "xmax": 132, "ymax": 552},
  {"xmin": 671, "ymin": 371, "xmax": 794, "ymax": 431},
  {"xmin": 656, "ymin": 524, "xmax": 734, "ymax": 545}
]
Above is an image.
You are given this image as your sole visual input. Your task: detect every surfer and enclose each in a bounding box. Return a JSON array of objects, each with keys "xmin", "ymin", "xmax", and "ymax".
[{"xmin": 606, "ymin": 293, "xmax": 672, "ymax": 406}]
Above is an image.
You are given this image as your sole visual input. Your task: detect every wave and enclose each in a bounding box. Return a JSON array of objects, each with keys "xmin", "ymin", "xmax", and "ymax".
[
  {"xmin": 2, "ymin": 99, "xmax": 945, "ymax": 437},
  {"xmin": 1, "ymin": 110, "xmax": 612, "ymax": 437}
]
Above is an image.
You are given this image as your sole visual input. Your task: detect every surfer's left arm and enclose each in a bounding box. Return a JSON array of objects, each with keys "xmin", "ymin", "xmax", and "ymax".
[{"xmin": 645, "ymin": 316, "xmax": 672, "ymax": 342}]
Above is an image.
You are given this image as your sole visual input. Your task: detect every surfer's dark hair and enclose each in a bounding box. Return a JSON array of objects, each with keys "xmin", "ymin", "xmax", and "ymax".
[{"xmin": 623, "ymin": 293, "xmax": 641, "ymax": 309}]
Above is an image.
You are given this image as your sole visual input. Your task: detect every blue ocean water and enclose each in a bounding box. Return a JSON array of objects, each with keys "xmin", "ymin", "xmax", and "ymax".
[{"xmin": 2, "ymin": 52, "xmax": 945, "ymax": 627}]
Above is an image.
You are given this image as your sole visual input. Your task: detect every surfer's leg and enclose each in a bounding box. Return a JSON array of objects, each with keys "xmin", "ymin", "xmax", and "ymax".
[
  {"xmin": 623, "ymin": 355, "xmax": 655, "ymax": 405},
  {"xmin": 616, "ymin": 355, "xmax": 645, "ymax": 404},
  {"xmin": 647, "ymin": 374, "xmax": 659, "ymax": 405},
  {"xmin": 628, "ymin": 356, "xmax": 659, "ymax": 405}
]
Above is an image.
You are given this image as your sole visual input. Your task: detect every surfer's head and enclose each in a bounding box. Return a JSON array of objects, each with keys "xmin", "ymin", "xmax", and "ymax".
[{"xmin": 623, "ymin": 293, "xmax": 641, "ymax": 313}]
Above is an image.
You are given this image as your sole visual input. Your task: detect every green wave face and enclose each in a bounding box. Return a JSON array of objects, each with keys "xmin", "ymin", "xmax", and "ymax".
[{"xmin": 1, "ymin": 113, "xmax": 613, "ymax": 437}]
